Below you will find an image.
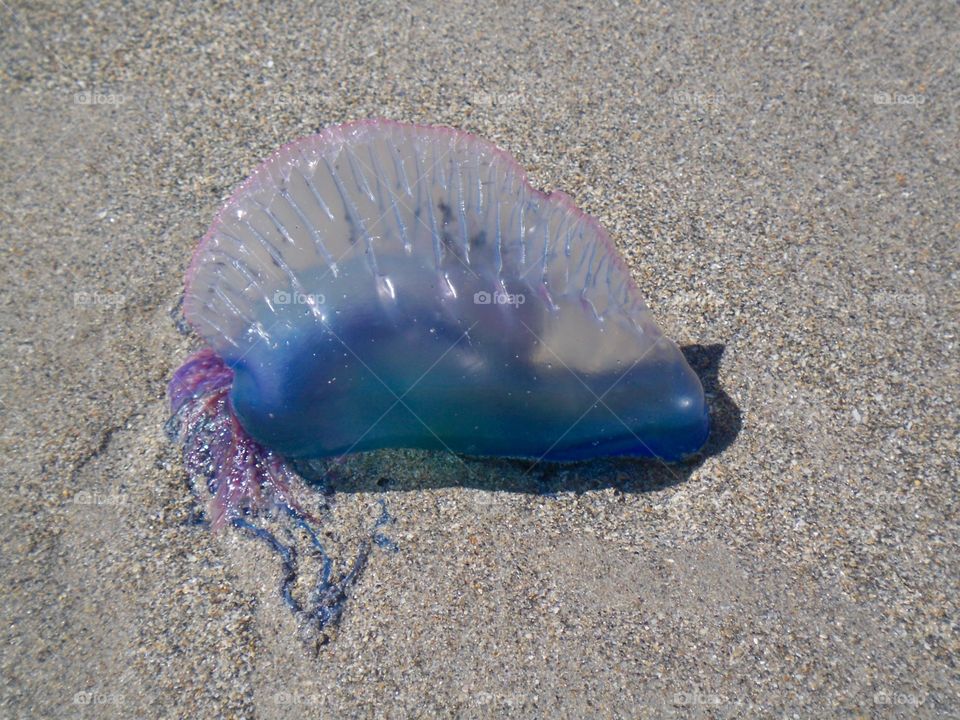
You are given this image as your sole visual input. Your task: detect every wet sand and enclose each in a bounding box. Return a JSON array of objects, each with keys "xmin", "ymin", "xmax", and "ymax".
[{"xmin": 1, "ymin": 1, "xmax": 957, "ymax": 717}]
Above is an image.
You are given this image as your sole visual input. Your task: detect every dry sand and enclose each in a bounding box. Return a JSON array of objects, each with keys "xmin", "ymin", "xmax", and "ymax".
[{"xmin": 1, "ymin": 1, "xmax": 957, "ymax": 718}]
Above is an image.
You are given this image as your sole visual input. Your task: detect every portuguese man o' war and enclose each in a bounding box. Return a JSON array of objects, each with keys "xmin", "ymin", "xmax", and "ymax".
[{"xmin": 166, "ymin": 120, "xmax": 709, "ymax": 637}]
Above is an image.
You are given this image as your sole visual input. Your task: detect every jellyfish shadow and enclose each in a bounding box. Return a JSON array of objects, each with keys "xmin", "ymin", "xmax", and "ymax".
[{"xmin": 304, "ymin": 343, "xmax": 740, "ymax": 497}]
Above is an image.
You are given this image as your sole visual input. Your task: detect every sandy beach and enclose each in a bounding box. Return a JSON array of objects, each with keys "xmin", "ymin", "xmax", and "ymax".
[{"xmin": 1, "ymin": 1, "xmax": 957, "ymax": 717}]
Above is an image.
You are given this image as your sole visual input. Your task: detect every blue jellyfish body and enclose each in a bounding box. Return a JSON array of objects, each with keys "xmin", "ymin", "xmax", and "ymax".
[{"xmin": 183, "ymin": 120, "xmax": 708, "ymax": 464}]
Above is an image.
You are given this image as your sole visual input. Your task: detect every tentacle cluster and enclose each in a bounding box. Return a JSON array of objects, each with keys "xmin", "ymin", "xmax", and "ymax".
[
  {"xmin": 165, "ymin": 348, "xmax": 397, "ymax": 644},
  {"xmin": 166, "ymin": 348, "xmax": 309, "ymax": 530}
]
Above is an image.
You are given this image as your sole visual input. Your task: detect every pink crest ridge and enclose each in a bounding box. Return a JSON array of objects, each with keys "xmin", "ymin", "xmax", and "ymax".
[{"xmin": 182, "ymin": 118, "xmax": 646, "ymax": 338}]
